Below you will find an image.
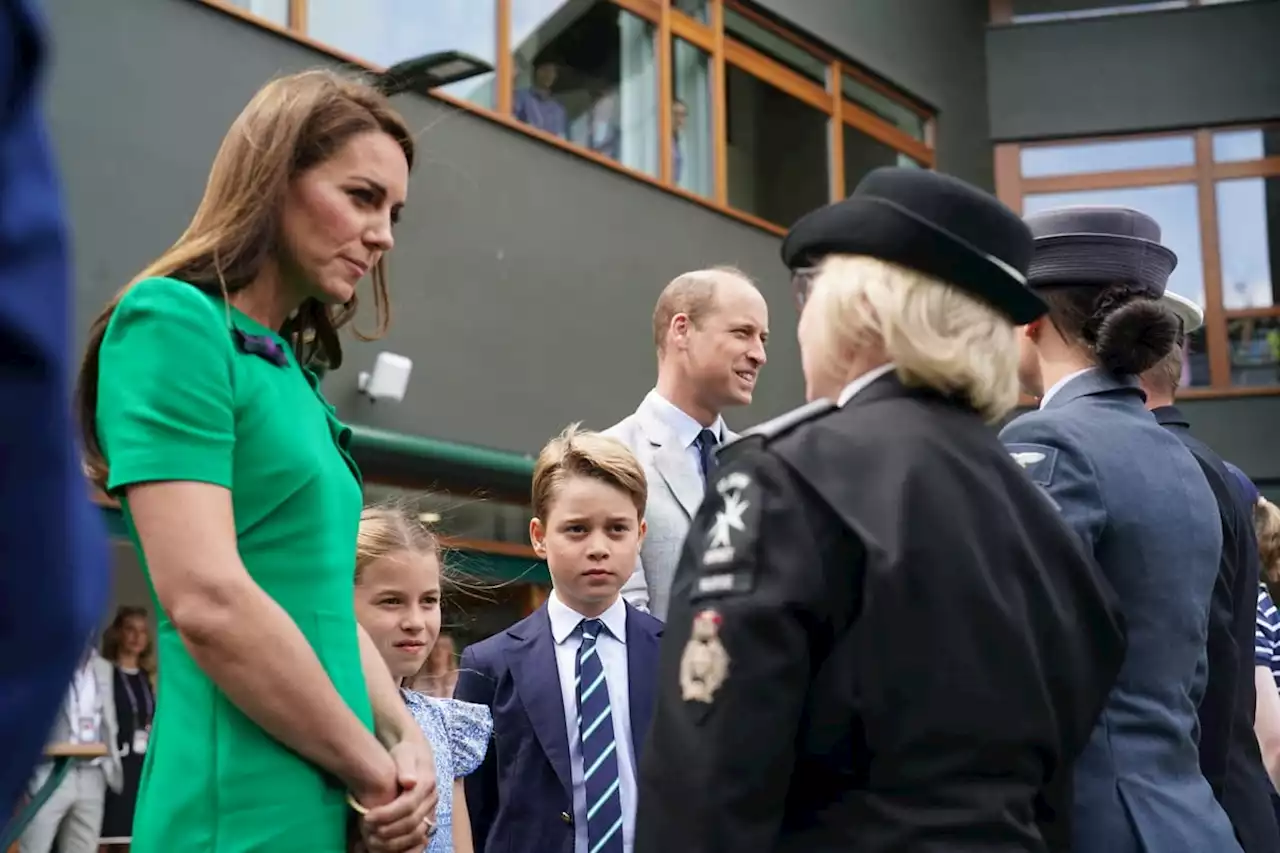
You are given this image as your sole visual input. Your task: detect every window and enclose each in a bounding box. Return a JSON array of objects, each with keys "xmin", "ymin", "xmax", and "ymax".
[
  {"xmin": 726, "ymin": 65, "xmax": 828, "ymax": 227},
  {"xmin": 1020, "ymin": 136, "xmax": 1195, "ymax": 178},
  {"xmin": 201, "ymin": 0, "xmax": 936, "ymax": 234},
  {"xmin": 511, "ymin": 1, "xmax": 659, "ymax": 177},
  {"xmin": 229, "ymin": 0, "xmax": 288, "ymax": 26},
  {"xmin": 996, "ymin": 124, "xmax": 1280, "ymax": 394},
  {"xmin": 672, "ymin": 38, "xmax": 714, "ymax": 198}
]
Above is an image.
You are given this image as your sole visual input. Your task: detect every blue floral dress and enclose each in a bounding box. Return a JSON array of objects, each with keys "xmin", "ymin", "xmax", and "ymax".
[{"xmin": 401, "ymin": 690, "xmax": 492, "ymax": 853}]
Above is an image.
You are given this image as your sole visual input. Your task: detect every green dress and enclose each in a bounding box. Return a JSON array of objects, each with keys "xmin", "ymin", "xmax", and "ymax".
[{"xmin": 96, "ymin": 277, "xmax": 370, "ymax": 852}]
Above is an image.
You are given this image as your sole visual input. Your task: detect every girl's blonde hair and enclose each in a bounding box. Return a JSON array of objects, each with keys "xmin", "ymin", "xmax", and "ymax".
[
  {"xmin": 1256, "ymin": 497, "xmax": 1280, "ymax": 600},
  {"xmin": 805, "ymin": 255, "xmax": 1022, "ymax": 422},
  {"xmin": 356, "ymin": 502, "xmax": 442, "ymax": 585},
  {"xmin": 78, "ymin": 70, "xmax": 414, "ymax": 490}
]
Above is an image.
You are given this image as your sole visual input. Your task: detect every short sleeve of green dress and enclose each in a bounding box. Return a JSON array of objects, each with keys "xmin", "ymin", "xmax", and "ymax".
[{"xmin": 96, "ymin": 277, "xmax": 371, "ymax": 853}]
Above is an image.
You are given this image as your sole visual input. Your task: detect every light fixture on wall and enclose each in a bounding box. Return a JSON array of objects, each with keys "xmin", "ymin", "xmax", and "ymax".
[
  {"xmin": 357, "ymin": 351, "xmax": 413, "ymax": 403},
  {"xmin": 377, "ymin": 51, "xmax": 494, "ymax": 97}
]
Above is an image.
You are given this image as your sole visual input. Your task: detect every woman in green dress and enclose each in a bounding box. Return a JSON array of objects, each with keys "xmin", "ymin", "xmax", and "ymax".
[{"xmin": 75, "ymin": 70, "xmax": 437, "ymax": 853}]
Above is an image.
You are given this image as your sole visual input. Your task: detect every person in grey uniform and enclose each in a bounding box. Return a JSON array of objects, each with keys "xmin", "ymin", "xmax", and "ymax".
[{"xmin": 1001, "ymin": 206, "xmax": 1242, "ymax": 853}]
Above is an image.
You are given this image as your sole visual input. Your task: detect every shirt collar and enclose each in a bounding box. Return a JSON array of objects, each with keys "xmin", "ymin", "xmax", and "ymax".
[
  {"xmin": 644, "ymin": 389, "xmax": 724, "ymax": 450},
  {"xmin": 836, "ymin": 363, "xmax": 897, "ymax": 407},
  {"xmin": 548, "ymin": 590, "xmax": 628, "ymax": 645},
  {"xmin": 1039, "ymin": 367, "xmax": 1095, "ymax": 409}
]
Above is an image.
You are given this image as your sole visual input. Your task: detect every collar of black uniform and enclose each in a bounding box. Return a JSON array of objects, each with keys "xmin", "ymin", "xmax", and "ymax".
[{"xmin": 780, "ymin": 167, "xmax": 1045, "ymax": 325}]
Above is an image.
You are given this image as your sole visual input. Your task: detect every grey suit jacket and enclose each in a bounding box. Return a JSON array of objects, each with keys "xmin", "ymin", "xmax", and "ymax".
[
  {"xmin": 604, "ymin": 395, "xmax": 737, "ymax": 622},
  {"xmin": 29, "ymin": 654, "xmax": 123, "ymax": 794},
  {"xmin": 1001, "ymin": 370, "xmax": 1239, "ymax": 853}
]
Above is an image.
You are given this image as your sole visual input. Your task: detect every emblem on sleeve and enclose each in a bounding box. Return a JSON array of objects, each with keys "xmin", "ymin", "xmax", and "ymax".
[
  {"xmin": 1004, "ymin": 442, "xmax": 1058, "ymax": 487},
  {"xmin": 679, "ymin": 609, "xmax": 729, "ymax": 704},
  {"xmin": 702, "ymin": 471, "xmax": 752, "ymax": 567}
]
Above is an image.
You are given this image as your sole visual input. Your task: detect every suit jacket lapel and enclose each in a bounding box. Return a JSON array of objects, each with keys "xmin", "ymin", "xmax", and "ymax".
[
  {"xmin": 635, "ymin": 404, "xmax": 703, "ymax": 519},
  {"xmin": 625, "ymin": 607, "xmax": 661, "ymax": 757},
  {"xmin": 506, "ymin": 610, "xmax": 572, "ymax": 793}
]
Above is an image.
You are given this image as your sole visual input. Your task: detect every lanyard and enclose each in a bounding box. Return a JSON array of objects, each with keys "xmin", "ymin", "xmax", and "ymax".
[
  {"xmin": 120, "ymin": 671, "xmax": 154, "ymax": 727},
  {"xmin": 66, "ymin": 669, "xmax": 98, "ymax": 739}
]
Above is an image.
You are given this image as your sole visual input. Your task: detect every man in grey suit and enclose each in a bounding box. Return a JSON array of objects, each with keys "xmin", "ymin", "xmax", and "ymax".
[
  {"xmin": 605, "ymin": 267, "xmax": 769, "ymax": 620},
  {"xmin": 20, "ymin": 647, "xmax": 122, "ymax": 853}
]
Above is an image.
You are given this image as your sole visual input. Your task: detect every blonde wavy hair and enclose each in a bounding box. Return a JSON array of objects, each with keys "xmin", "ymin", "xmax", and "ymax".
[
  {"xmin": 1257, "ymin": 497, "xmax": 1280, "ymax": 600},
  {"xmin": 804, "ymin": 255, "xmax": 1021, "ymax": 422},
  {"xmin": 355, "ymin": 502, "xmax": 442, "ymax": 585}
]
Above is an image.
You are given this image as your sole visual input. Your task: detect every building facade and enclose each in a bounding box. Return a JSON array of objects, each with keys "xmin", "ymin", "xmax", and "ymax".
[{"xmin": 43, "ymin": 0, "xmax": 1280, "ymax": 628}]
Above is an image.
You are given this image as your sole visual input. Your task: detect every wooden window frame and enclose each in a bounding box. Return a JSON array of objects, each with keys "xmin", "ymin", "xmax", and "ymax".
[
  {"xmin": 192, "ymin": 0, "xmax": 936, "ymax": 237},
  {"xmin": 994, "ymin": 124, "xmax": 1280, "ymax": 400}
]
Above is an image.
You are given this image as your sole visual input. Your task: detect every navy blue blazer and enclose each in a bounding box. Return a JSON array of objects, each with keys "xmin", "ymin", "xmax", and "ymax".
[
  {"xmin": 0, "ymin": 0, "xmax": 109, "ymax": 813},
  {"xmin": 1001, "ymin": 370, "xmax": 1241, "ymax": 853},
  {"xmin": 1153, "ymin": 404, "xmax": 1280, "ymax": 853},
  {"xmin": 456, "ymin": 601, "xmax": 662, "ymax": 853}
]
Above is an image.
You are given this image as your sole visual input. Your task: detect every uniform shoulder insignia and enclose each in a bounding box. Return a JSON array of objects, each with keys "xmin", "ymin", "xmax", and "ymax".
[
  {"xmin": 734, "ymin": 398, "xmax": 837, "ymax": 446},
  {"xmin": 1004, "ymin": 442, "xmax": 1059, "ymax": 487}
]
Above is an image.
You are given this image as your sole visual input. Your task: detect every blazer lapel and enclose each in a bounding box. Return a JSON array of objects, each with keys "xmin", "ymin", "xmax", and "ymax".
[
  {"xmin": 506, "ymin": 610, "xmax": 573, "ymax": 793},
  {"xmin": 635, "ymin": 406, "xmax": 703, "ymax": 519},
  {"xmin": 626, "ymin": 607, "xmax": 662, "ymax": 757}
]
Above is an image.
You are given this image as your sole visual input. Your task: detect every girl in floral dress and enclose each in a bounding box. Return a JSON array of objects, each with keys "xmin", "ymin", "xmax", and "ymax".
[{"xmin": 354, "ymin": 504, "xmax": 492, "ymax": 853}]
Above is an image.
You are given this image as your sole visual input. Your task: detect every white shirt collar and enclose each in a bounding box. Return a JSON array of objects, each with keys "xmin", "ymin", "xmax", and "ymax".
[
  {"xmin": 1039, "ymin": 367, "xmax": 1094, "ymax": 409},
  {"xmin": 836, "ymin": 363, "xmax": 897, "ymax": 407},
  {"xmin": 548, "ymin": 590, "xmax": 628, "ymax": 645},
  {"xmin": 644, "ymin": 389, "xmax": 724, "ymax": 450}
]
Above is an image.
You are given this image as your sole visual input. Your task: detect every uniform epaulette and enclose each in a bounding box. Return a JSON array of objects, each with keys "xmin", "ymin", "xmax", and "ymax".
[{"xmin": 726, "ymin": 398, "xmax": 837, "ymax": 451}]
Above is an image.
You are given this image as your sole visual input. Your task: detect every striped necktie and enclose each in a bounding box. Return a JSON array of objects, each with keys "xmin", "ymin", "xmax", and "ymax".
[{"xmin": 576, "ymin": 618, "xmax": 624, "ymax": 853}]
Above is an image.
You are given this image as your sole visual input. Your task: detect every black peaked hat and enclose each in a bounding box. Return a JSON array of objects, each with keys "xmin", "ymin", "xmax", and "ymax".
[
  {"xmin": 1023, "ymin": 206, "xmax": 1177, "ymax": 295},
  {"xmin": 781, "ymin": 167, "xmax": 1045, "ymax": 324}
]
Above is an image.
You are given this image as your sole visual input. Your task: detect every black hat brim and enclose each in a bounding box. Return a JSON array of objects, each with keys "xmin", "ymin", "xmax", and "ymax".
[{"xmin": 783, "ymin": 195, "xmax": 1047, "ymax": 325}]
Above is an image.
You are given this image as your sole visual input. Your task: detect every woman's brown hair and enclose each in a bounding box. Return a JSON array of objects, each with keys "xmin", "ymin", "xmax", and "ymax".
[
  {"xmin": 1039, "ymin": 282, "xmax": 1180, "ymax": 377},
  {"xmin": 101, "ymin": 605, "xmax": 155, "ymax": 675},
  {"xmin": 76, "ymin": 70, "xmax": 415, "ymax": 489}
]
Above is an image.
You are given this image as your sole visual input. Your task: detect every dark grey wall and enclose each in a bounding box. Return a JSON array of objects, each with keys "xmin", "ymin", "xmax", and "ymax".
[
  {"xmin": 45, "ymin": 0, "xmax": 799, "ymax": 456},
  {"xmin": 987, "ymin": 1, "xmax": 1280, "ymax": 141},
  {"xmin": 1180, "ymin": 395, "xmax": 1280, "ymax": 498},
  {"xmin": 753, "ymin": 0, "xmax": 994, "ymax": 189}
]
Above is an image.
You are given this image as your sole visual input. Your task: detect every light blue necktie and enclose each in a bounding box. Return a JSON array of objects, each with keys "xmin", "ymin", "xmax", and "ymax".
[{"xmin": 576, "ymin": 618, "xmax": 624, "ymax": 853}]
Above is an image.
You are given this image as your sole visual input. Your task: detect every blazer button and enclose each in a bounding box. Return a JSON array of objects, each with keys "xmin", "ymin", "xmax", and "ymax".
[{"xmin": 560, "ymin": 811, "xmax": 573, "ymax": 825}]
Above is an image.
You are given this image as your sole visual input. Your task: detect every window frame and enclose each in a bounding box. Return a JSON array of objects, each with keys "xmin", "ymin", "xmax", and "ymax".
[
  {"xmin": 994, "ymin": 125, "xmax": 1280, "ymax": 399},
  {"xmin": 194, "ymin": 0, "xmax": 936, "ymax": 236}
]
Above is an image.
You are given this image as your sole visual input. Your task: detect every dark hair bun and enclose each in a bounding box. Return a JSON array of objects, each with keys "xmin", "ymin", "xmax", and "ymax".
[{"xmin": 1093, "ymin": 295, "xmax": 1180, "ymax": 376}]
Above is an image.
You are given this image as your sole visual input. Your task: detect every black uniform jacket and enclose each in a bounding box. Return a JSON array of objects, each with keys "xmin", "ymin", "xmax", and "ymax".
[
  {"xmin": 635, "ymin": 373, "xmax": 1127, "ymax": 853},
  {"xmin": 1152, "ymin": 403, "xmax": 1280, "ymax": 853}
]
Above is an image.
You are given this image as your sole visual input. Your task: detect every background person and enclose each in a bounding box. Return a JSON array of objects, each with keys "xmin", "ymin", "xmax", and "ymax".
[{"xmin": 98, "ymin": 606, "xmax": 157, "ymax": 851}]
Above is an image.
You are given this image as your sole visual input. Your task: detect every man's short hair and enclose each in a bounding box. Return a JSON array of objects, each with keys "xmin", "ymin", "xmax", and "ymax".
[
  {"xmin": 532, "ymin": 423, "xmax": 647, "ymax": 520},
  {"xmin": 652, "ymin": 266, "xmax": 753, "ymax": 353}
]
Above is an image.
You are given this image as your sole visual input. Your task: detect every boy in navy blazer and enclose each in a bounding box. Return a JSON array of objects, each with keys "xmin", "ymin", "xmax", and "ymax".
[{"xmin": 456, "ymin": 425, "xmax": 663, "ymax": 853}]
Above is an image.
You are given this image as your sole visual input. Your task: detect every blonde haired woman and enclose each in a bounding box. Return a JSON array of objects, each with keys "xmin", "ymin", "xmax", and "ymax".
[
  {"xmin": 638, "ymin": 168, "xmax": 1124, "ymax": 852},
  {"xmin": 76, "ymin": 71, "xmax": 436, "ymax": 852}
]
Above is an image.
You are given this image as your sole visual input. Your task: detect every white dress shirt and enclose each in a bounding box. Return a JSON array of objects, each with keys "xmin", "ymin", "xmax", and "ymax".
[
  {"xmin": 644, "ymin": 389, "xmax": 725, "ymax": 479},
  {"xmin": 1039, "ymin": 367, "xmax": 1094, "ymax": 409},
  {"xmin": 67, "ymin": 655, "xmax": 103, "ymax": 749},
  {"xmin": 548, "ymin": 592, "xmax": 637, "ymax": 853},
  {"xmin": 836, "ymin": 363, "xmax": 898, "ymax": 406}
]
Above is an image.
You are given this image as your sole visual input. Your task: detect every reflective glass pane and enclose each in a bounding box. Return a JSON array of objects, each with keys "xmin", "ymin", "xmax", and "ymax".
[
  {"xmin": 726, "ymin": 64, "xmax": 829, "ymax": 226},
  {"xmin": 841, "ymin": 75, "xmax": 926, "ymax": 141},
  {"xmin": 1217, "ymin": 177, "xmax": 1280, "ymax": 309},
  {"xmin": 1228, "ymin": 315, "xmax": 1280, "ymax": 387},
  {"xmin": 510, "ymin": 1, "xmax": 659, "ymax": 177},
  {"xmin": 672, "ymin": 0, "xmax": 710, "ymax": 24},
  {"xmin": 1020, "ymin": 135, "xmax": 1195, "ymax": 178},
  {"xmin": 843, "ymin": 125, "xmax": 918, "ymax": 195},
  {"xmin": 1181, "ymin": 327, "xmax": 1211, "ymax": 389},
  {"xmin": 724, "ymin": 8, "xmax": 827, "ymax": 85},
  {"xmin": 1022, "ymin": 184, "xmax": 1204, "ymax": 306},
  {"xmin": 229, "ymin": 0, "xmax": 289, "ymax": 26},
  {"xmin": 1213, "ymin": 127, "xmax": 1280, "ymax": 162},
  {"xmin": 672, "ymin": 39, "xmax": 714, "ymax": 198},
  {"xmin": 305, "ymin": 1, "xmax": 497, "ymax": 107}
]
